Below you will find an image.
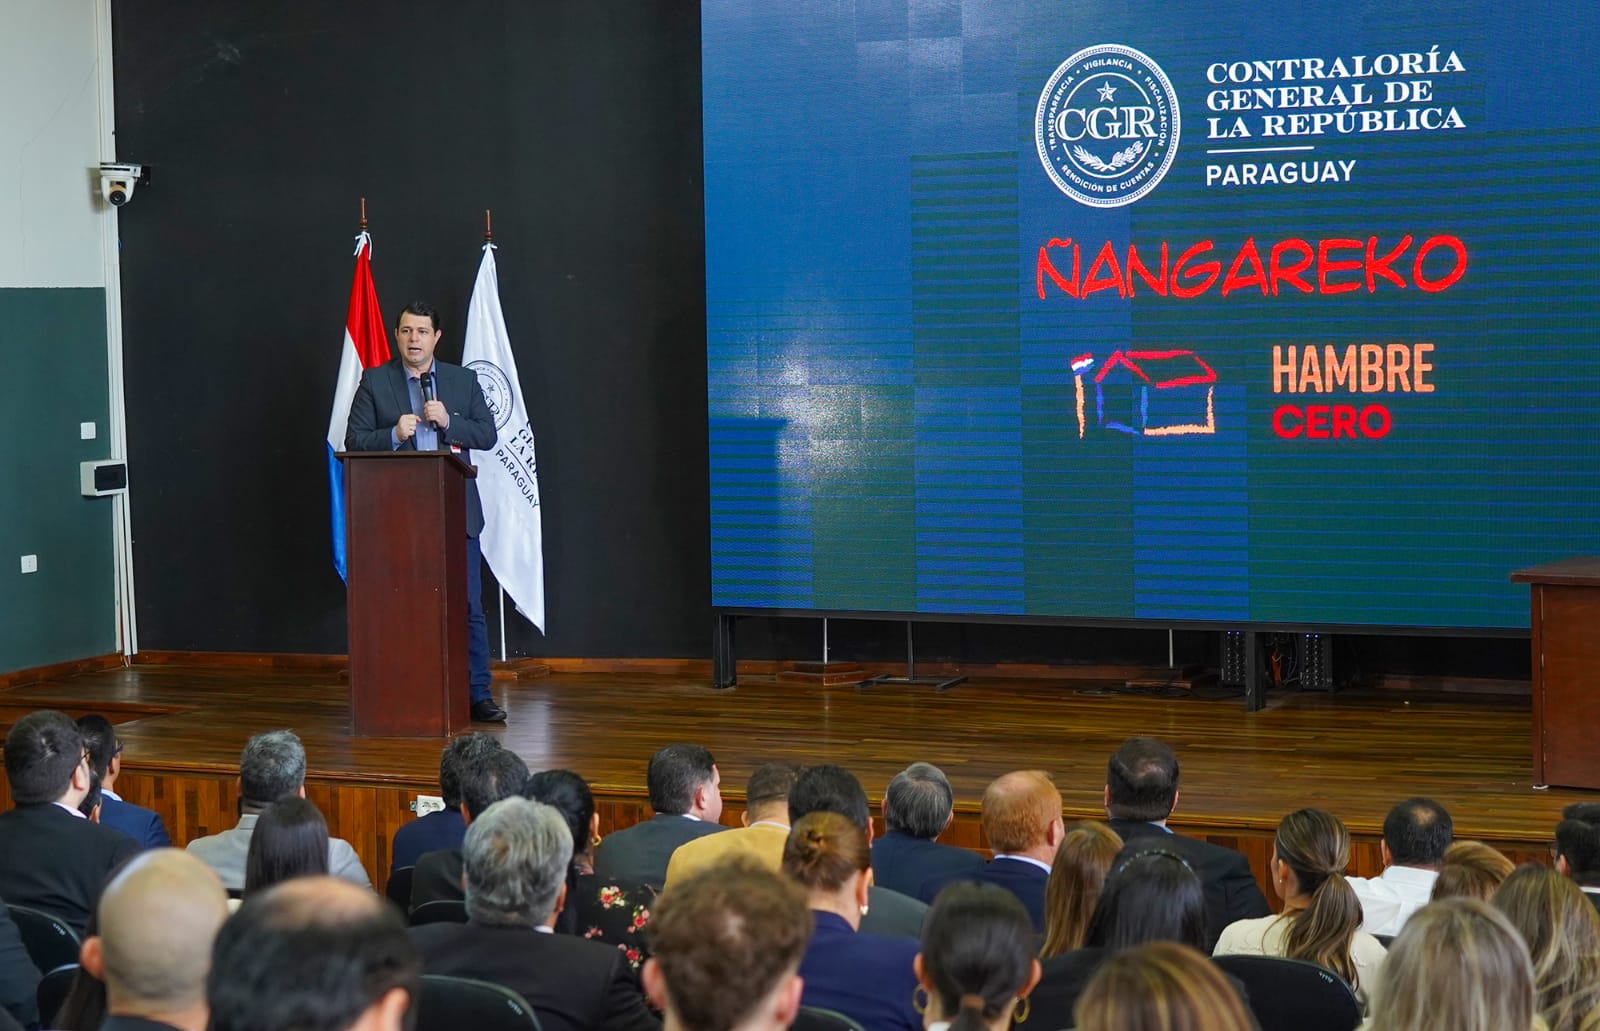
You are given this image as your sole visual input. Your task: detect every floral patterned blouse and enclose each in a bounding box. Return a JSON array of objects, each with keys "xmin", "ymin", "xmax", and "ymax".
[{"xmin": 562, "ymin": 869, "xmax": 656, "ymax": 972}]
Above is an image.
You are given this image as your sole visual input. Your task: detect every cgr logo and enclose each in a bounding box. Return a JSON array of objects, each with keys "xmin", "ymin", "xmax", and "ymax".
[{"xmin": 1036, "ymin": 44, "xmax": 1180, "ymax": 208}]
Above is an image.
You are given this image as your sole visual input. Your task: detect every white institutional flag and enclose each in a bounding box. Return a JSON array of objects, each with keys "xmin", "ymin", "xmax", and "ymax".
[{"xmin": 462, "ymin": 243, "xmax": 546, "ymax": 631}]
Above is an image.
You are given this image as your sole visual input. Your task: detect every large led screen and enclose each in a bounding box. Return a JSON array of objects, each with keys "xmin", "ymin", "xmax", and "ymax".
[{"xmin": 704, "ymin": 1, "xmax": 1600, "ymax": 629}]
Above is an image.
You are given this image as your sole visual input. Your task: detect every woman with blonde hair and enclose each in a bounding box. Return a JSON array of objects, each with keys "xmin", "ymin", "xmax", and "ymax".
[
  {"xmin": 1073, "ymin": 941, "xmax": 1254, "ymax": 1031},
  {"xmin": 1430, "ymin": 840, "xmax": 1515, "ymax": 902},
  {"xmin": 1039, "ymin": 820, "xmax": 1122, "ymax": 958},
  {"xmin": 782, "ymin": 810, "xmax": 921, "ymax": 1031},
  {"xmin": 1491, "ymin": 864, "xmax": 1600, "ymax": 1031},
  {"xmin": 1366, "ymin": 897, "xmax": 1539, "ymax": 1031},
  {"xmin": 1213, "ymin": 808, "xmax": 1384, "ymax": 999}
]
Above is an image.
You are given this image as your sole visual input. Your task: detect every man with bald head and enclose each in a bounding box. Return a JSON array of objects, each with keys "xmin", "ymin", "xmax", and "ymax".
[
  {"xmin": 79, "ymin": 849, "xmax": 229, "ymax": 1031},
  {"xmin": 209, "ymin": 877, "xmax": 419, "ymax": 1031},
  {"xmin": 921, "ymin": 770, "xmax": 1064, "ymax": 931}
]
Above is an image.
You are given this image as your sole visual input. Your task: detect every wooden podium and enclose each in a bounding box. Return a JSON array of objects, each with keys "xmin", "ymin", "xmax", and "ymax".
[
  {"xmin": 1511, "ymin": 557, "xmax": 1600, "ymax": 789},
  {"xmin": 342, "ymin": 450, "xmax": 476, "ymax": 737}
]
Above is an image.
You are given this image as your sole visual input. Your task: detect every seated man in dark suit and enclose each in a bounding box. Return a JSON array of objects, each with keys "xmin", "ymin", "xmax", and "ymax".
[
  {"xmin": 871, "ymin": 762, "xmax": 983, "ymax": 898},
  {"xmin": 1101, "ymin": 737, "xmax": 1269, "ymax": 948},
  {"xmin": 79, "ymin": 849, "xmax": 230, "ymax": 1031},
  {"xmin": 409, "ymin": 737, "xmax": 529, "ymax": 911},
  {"xmin": 1554, "ymin": 802, "xmax": 1600, "ymax": 913},
  {"xmin": 77, "ymin": 714, "xmax": 173, "ymax": 849},
  {"xmin": 208, "ymin": 877, "xmax": 420, "ymax": 1031},
  {"xmin": 918, "ymin": 770, "xmax": 1063, "ymax": 933},
  {"xmin": 0, "ymin": 710, "xmax": 139, "ymax": 933},
  {"xmin": 391, "ymin": 735, "xmax": 474, "ymax": 871},
  {"xmin": 410, "ymin": 797, "xmax": 659, "ymax": 1031},
  {"xmin": 788, "ymin": 764, "xmax": 928, "ymax": 939},
  {"xmin": 644, "ymin": 859, "xmax": 810, "ymax": 1031},
  {"xmin": 593, "ymin": 743, "xmax": 726, "ymax": 890}
]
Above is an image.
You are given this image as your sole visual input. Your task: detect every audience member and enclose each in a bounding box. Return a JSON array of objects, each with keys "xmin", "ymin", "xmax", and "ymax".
[
  {"xmin": 783, "ymin": 811, "xmax": 921, "ymax": 1031},
  {"xmin": 208, "ymin": 877, "xmax": 420, "ymax": 1031},
  {"xmin": 78, "ymin": 849, "xmax": 229, "ymax": 1031},
  {"xmin": 1101, "ymin": 737, "xmax": 1269, "ymax": 947},
  {"xmin": 77, "ymin": 714, "xmax": 173, "ymax": 848},
  {"xmin": 787, "ymin": 764, "xmax": 928, "ymax": 937},
  {"xmin": 0, "ymin": 710, "xmax": 139, "ymax": 931},
  {"xmin": 245, "ymin": 796, "xmax": 331, "ymax": 896},
  {"xmin": 525, "ymin": 768, "xmax": 654, "ymax": 967},
  {"xmin": 594, "ymin": 744, "xmax": 726, "ymax": 889},
  {"xmin": 409, "ymin": 736, "xmax": 528, "ymax": 909},
  {"xmin": 665, "ymin": 761, "xmax": 803, "ymax": 886},
  {"xmin": 1346, "ymin": 796, "xmax": 1453, "ymax": 936},
  {"xmin": 1491, "ymin": 864, "xmax": 1600, "ymax": 1031},
  {"xmin": 1213, "ymin": 808, "xmax": 1384, "ymax": 1002},
  {"xmin": 1073, "ymin": 941, "xmax": 1255, "ymax": 1031},
  {"xmin": 1430, "ymin": 840, "xmax": 1515, "ymax": 902},
  {"xmin": 922, "ymin": 771, "xmax": 1062, "ymax": 931},
  {"xmin": 186, "ymin": 730, "xmax": 370, "ymax": 892},
  {"xmin": 915, "ymin": 882, "xmax": 1040, "ymax": 1031},
  {"xmin": 1039, "ymin": 820, "xmax": 1122, "ymax": 958},
  {"xmin": 1024, "ymin": 848, "xmax": 1209, "ymax": 1029},
  {"xmin": 1553, "ymin": 804, "xmax": 1600, "ymax": 912},
  {"xmin": 0, "ymin": 898, "xmax": 38, "ymax": 1029},
  {"xmin": 870, "ymin": 762, "xmax": 983, "ymax": 897},
  {"xmin": 389, "ymin": 735, "xmax": 475, "ymax": 870},
  {"xmin": 1365, "ymin": 897, "xmax": 1538, "ymax": 1031},
  {"xmin": 643, "ymin": 859, "xmax": 811, "ymax": 1031},
  {"xmin": 409, "ymin": 797, "xmax": 658, "ymax": 1031}
]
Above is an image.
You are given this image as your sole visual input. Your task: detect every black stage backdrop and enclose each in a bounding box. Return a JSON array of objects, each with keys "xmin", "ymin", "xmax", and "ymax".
[{"xmin": 110, "ymin": 0, "xmax": 1525, "ymax": 677}]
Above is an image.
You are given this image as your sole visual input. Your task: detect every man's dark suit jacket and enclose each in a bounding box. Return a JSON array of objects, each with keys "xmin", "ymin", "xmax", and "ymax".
[
  {"xmin": 409, "ymin": 921, "xmax": 660, "ymax": 1031},
  {"xmin": 392, "ymin": 807, "xmax": 466, "ymax": 871},
  {"xmin": 593, "ymin": 814, "xmax": 725, "ymax": 890},
  {"xmin": 1106, "ymin": 818, "xmax": 1270, "ymax": 948},
  {"xmin": 409, "ymin": 848, "xmax": 465, "ymax": 911},
  {"xmin": 344, "ymin": 357, "xmax": 497, "ymax": 536},
  {"xmin": 99, "ymin": 795, "xmax": 171, "ymax": 850},
  {"xmin": 860, "ymin": 885, "xmax": 928, "ymax": 940},
  {"xmin": 917, "ymin": 856, "xmax": 1049, "ymax": 931},
  {"xmin": 870, "ymin": 830, "xmax": 983, "ymax": 899},
  {"xmin": 0, "ymin": 803, "xmax": 139, "ymax": 933},
  {"xmin": 0, "ymin": 898, "xmax": 38, "ymax": 1029}
]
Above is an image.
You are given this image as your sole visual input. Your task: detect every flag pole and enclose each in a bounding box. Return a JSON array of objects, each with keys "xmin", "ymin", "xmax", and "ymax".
[
  {"xmin": 485, "ymin": 208, "xmax": 509, "ymax": 660},
  {"xmin": 359, "ymin": 196, "xmax": 367, "ymax": 231}
]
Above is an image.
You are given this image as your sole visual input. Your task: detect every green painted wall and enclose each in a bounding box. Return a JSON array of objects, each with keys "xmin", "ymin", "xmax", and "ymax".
[{"xmin": 0, "ymin": 287, "xmax": 117, "ymax": 670}]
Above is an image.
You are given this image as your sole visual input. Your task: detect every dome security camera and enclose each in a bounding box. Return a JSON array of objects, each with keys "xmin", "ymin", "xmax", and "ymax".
[{"xmin": 99, "ymin": 163, "xmax": 147, "ymax": 207}]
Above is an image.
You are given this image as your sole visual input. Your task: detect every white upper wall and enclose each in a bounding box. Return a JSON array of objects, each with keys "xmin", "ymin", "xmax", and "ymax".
[{"xmin": 0, "ymin": 0, "xmax": 108, "ymax": 288}]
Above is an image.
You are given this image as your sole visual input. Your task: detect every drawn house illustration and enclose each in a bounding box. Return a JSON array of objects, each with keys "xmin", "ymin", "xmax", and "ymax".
[{"xmin": 1071, "ymin": 350, "xmax": 1217, "ymax": 438}]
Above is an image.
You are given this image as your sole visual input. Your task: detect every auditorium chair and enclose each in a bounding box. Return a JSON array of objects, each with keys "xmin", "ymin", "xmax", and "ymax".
[
  {"xmin": 408, "ymin": 898, "xmax": 469, "ymax": 926},
  {"xmin": 1213, "ymin": 955, "xmax": 1362, "ymax": 1031},
  {"xmin": 5, "ymin": 904, "xmax": 80, "ymax": 974},
  {"xmin": 35, "ymin": 963, "xmax": 78, "ymax": 1028},
  {"xmin": 416, "ymin": 974, "xmax": 541, "ymax": 1031},
  {"xmin": 384, "ymin": 865, "xmax": 415, "ymax": 910},
  {"xmin": 791, "ymin": 1006, "xmax": 867, "ymax": 1031}
]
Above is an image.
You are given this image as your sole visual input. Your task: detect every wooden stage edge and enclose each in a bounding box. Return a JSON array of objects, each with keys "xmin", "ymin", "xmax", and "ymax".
[{"xmin": 0, "ymin": 653, "xmax": 1575, "ymax": 907}]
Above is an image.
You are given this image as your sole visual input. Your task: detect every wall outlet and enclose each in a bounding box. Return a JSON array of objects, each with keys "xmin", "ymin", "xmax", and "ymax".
[
  {"xmin": 80, "ymin": 422, "xmax": 96, "ymax": 440},
  {"xmin": 413, "ymin": 794, "xmax": 445, "ymax": 817},
  {"xmin": 20, "ymin": 555, "xmax": 37, "ymax": 574}
]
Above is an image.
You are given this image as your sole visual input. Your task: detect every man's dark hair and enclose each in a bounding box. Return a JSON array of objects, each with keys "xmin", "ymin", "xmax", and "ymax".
[
  {"xmin": 787, "ymin": 764, "xmax": 870, "ymax": 830},
  {"xmin": 239, "ymin": 731, "xmax": 307, "ymax": 806},
  {"xmin": 1084, "ymin": 847, "xmax": 1208, "ymax": 951},
  {"xmin": 1562, "ymin": 802, "xmax": 1600, "ymax": 826},
  {"xmin": 647, "ymin": 744, "xmax": 717, "ymax": 816},
  {"xmin": 746, "ymin": 762, "xmax": 804, "ymax": 812},
  {"xmin": 5, "ymin": 710, "xmax": 84, "ymax": 805},
  {"xmin": 1382, "ymin": 797, "xmax": 1453, "ymax": 866},
  {"xmin": 208, "ymin": 881, "xmax": 420, "ymax": 1031},
  {"xmin": 438, "ymin": 735, "xmax": 484, "ymax": 809},
  {"xmin": 1106, "ymin": 737, "xmax": 1179, "ymax": 822},
  {"xmin": 246, "ymin": 797, "xmax": 331, "ymax": 895},
  {"xmin": 1554, "ymin": 819, "xmax": 1600, "ymax": 886},
  {"xmin": 395, "ymin": 300, "xmax": 440, "ymax": 331},
  {"xmin": 76, "ymin": 714, "xmax": 120, "ymax": 780},
  {"xmin": 884, "ymin": 762, "xmax": 955, "ymax": 839},
  {"xmin": 459, "ymin": 740, "xmax": 528, "ymax": 819}
]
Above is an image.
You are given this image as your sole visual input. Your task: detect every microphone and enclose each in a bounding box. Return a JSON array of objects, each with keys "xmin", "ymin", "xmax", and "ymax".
[{"xmin": 420, "ymin": 372, "xmax": 442, "ymax": 437}]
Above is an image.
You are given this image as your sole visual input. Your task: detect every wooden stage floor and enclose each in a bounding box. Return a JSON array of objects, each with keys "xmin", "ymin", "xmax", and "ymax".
[{"xmin": 0, "ymin": 661, "xmax": 1587, "ymax": 895}]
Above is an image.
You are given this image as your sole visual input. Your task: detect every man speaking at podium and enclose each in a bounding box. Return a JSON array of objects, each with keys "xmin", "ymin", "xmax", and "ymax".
[{"xmin": 345, "ymin": 301, "xmax": 508, "ymax": 723}]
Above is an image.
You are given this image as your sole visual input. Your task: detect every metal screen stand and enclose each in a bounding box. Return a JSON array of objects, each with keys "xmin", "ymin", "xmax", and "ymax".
[{"xmin": 858, "ymin": 621, "xmax": 965, "ymax": 692}]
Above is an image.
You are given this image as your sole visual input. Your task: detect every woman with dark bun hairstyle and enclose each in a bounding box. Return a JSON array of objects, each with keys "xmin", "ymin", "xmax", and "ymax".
[
  {"xmin": 782, "ymin": 810, "xmax": 921, "ymax": 1031},
  {"xmin": 914, "ymin": 882, "xmax": 1039, "ymax": 1031}
]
